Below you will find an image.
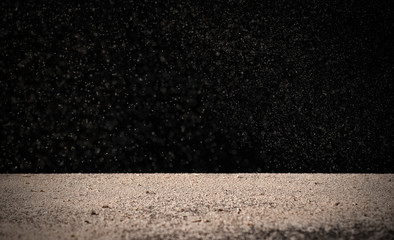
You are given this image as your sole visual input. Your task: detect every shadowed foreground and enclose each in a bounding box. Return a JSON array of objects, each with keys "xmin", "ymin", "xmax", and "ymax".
[{"xmin": 0, "ymin": 174, "xmax": 393, "ymax": 239}]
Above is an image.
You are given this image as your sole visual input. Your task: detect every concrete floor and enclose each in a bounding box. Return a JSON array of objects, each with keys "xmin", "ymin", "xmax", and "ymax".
[{"xmin": 0, "ymin": 174, "xmax": 393, "ymax": 239}]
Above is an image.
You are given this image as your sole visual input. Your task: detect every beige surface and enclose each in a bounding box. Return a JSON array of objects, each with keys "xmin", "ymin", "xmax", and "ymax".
[{"xmin": 0, "ymin": 174, "xmax": 393, "ymax": 239}]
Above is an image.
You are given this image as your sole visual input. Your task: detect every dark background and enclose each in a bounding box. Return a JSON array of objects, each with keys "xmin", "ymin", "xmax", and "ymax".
[{"xmin": 1, "ymin": 1, "xmax": 393, "ymax": 173}]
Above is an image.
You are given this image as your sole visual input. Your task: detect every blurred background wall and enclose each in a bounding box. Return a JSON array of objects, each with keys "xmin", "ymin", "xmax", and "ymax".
[{"xmin": 1, "ymin": 1, "xmax": 393, "ymax": 173}]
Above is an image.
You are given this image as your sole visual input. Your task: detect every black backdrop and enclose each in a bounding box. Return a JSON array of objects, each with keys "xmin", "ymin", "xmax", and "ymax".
[{"xmin": 1, "ymin": 1, "xmax": 393, "ymax": 173}]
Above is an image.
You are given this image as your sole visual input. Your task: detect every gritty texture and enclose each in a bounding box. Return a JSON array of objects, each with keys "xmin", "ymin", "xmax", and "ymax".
[
  {"xmin": 0, "ymin": 174, "xmax": 393, "ymax": 239},
  {"xmin": 1, "ymin": 1, "xmax": 393, "ymax": 173}
]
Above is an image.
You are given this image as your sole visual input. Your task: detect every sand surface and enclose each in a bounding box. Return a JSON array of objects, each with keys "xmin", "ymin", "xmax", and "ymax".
[{"xmin": 0, "ymin": 174, "xmax": 393, "ymax": 239}]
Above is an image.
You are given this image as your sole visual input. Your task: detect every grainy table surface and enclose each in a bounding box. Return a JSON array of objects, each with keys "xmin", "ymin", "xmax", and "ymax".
[{"xmin": 0, "ymin": 174, "xmax": 393, "ymax": 239}]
